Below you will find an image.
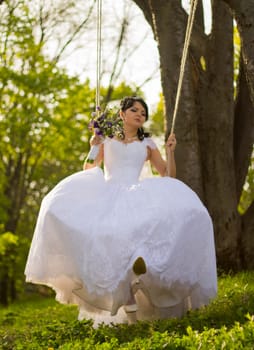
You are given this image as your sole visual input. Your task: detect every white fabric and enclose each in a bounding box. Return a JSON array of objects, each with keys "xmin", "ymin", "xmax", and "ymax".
[{"xmin": 25, "ymin": 137, "xmax": 217, "ymax": 326}]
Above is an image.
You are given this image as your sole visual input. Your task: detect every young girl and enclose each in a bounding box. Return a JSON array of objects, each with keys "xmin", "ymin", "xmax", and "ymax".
[{"xmin": 25, "ymin": 96, "xmax": 217, "ymax": 325}]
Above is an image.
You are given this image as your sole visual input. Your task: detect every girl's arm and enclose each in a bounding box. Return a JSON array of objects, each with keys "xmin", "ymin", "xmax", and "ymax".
[
  {"xmin": 83, "ymin": 135, "xmax": 104, "ymax": 170},
  {"xmin": 149, "ymin": 134, "xmax": 177, "ymax": 178}
]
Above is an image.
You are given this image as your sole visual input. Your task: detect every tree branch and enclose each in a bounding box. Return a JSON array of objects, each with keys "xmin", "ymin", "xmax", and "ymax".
[
  {"xmin": 53, "ymin": 1, "xmax": 95, "ymax": 63},
  {"xmin": 104, "ymin": 16, "xmax": 128, "ymax": 103},
  {"xmin": 137, "ymin": 66, "xmax": 159, "ymax": 89},
  {"xmin": 132, "ymin": 0, "xmax": 153, "ymax": 27}
]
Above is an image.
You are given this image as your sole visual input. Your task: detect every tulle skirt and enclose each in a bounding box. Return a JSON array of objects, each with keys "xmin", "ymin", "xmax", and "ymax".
[{"xmin": 25, "ymin": 167, "xmax": 217, "ymax": 325}]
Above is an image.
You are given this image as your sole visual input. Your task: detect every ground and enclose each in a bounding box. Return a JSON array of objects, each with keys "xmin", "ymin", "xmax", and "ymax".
[{"xmin": 1, "ymin": 272, "xmax": 254, "ymax": 349}]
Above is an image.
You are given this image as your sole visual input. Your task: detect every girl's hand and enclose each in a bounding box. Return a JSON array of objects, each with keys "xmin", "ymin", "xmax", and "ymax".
[
  {"xmin": 90, "ymin": 134, "xmax": 103, "ymax": 146},
  {"xmin": 166, "ymin": 133, "xmax": 177, "ymax": 152}
]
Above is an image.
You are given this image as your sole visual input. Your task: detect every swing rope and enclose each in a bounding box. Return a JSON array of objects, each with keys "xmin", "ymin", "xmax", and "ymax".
[
  {"xmin": 96, "ymin": 0, "xmax": 102, "ymax": 113},
  {"xmin": 170, "ymin": 0, "xmax": 199, "ymax": 134}
]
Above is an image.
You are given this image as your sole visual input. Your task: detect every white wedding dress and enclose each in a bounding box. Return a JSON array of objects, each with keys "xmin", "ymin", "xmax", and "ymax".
[{"xmin": 25, "ymin": 137, "xmax": 217, "ymax": 325}]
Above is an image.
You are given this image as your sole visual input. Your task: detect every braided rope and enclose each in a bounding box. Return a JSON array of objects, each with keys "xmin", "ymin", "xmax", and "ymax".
[
  {"xmin": 96, "ymin": 0, "xmax": 102, "ymax": 114},
  {"xmin": 170, "ymin": 0, "xmax": 199, "ymax": 134}
]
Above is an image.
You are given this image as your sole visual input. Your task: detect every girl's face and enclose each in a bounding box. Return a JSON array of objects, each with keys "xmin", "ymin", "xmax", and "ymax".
[{"xmin": 121, "ymin": 102, "xmax": 147, "ymax": 129}]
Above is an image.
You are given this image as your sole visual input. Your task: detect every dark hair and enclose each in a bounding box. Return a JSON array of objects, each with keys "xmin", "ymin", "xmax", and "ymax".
[{"xmin": 120, "ymin": 96, "xmax": 150, "ymax": 140}]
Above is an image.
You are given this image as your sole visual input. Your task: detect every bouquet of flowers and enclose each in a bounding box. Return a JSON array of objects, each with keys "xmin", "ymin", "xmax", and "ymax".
[
  {"xmin": 89, "ymin": 106, "xmax": 124, "ymax": 139},
  {"xmin": 86, "ymin": 106, "xmax": 124, "ymax": 163}
]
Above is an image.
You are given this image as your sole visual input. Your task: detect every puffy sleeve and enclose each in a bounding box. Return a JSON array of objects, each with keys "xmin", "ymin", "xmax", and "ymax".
[
  {"xmin": 145, "ymin": 137, "xmax": 157, "ymax": 150},
  {"xmin": 139, "ymin": 137, "xmax": 158, "ymax": 180}
]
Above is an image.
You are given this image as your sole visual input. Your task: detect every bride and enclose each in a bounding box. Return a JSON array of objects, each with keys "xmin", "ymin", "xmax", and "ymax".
[{"xmin": 25, "ymin": 96, "xmax": 217, "ymax": 326}]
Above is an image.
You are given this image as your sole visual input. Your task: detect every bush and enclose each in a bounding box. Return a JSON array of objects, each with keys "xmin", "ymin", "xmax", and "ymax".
[{"xmin": 0, "ymin": 232, "xmax": 28, "ymax": 305}]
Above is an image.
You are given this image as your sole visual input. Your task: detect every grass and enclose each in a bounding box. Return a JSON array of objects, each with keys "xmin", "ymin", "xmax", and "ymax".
[{"xmin": 0, "ymin": 272, "xmax": 254, "ymax": 349}]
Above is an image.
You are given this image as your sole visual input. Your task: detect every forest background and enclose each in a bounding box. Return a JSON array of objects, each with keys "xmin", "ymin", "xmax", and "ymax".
[{"xmin": 0, "ymin": 0, "xmax": 254, "ymax": 309}]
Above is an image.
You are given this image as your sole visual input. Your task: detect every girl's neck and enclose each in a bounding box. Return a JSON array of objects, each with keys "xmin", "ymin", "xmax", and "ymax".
[{"xmin": 123, "ymin": 127, "xmax": 138, "ymax": 140}]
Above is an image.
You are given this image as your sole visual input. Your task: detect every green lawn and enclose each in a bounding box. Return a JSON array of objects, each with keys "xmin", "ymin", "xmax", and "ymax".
[{"xmin": 1, "ymin": 272, "xmax": 254, "ymax": 349}]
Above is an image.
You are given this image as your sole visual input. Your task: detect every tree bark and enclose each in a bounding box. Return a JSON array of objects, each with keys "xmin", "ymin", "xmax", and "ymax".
[
  {"xmin": 0, "ymin": 272, "xmax": 8, "ymax": 305},
  {"xmin": 220, "ymin": 0, "xmax": 254, "ymax": 267},
  {"xmin": 223, "ymin": 0, "xmax": 254, "ymax": 105},
  {"xmin": 234, "ymin": 57, "xmax": 254, "ymax": 267},
  {"xmin": 197, "ymin": 0, "xmax": 240, "ymax": 269},
  {"xmin": 145, "ymin": 0, "xmax": 204, "ymax": 197},
  {"xmin": 234, "ymin": 56, "xmax": 254, "ymax": 201},
  {"xmin": 242, "ymin": 202, "xmax": 254, "ymax": 269}
]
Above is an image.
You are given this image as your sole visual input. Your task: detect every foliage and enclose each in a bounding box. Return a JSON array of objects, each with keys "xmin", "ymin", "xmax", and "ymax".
[
  {"xmin": 0, "ymin": 231, "xmax": 30, "ymax": 305},
  {"xmin": 0, "ymin": 232, "xmax": 19, "ymax": 287},
  {"xmin": 100, "ymin": 82, "xmax": 145, "ymax": 107},
  {"xmin": 0, "ymin": 0, "xmax": 141, "ymax": 304},
  {"xmin": 149, "ymin": 93, "xmax": 165, "ymax": 137},
  {"xmin": 0, "ymin": 232, "xmax": 18, "ymax": 306},
  {"xmin": 0, "ymin": 272, "xmax": 254, "ymax": 349},
  {"xmin": 0, "ymin": 1, "xmax": 144, "ymax": 236},
  {"xmin": 0, "ymin": 0, "xmax": 94, "ymax": 236}
]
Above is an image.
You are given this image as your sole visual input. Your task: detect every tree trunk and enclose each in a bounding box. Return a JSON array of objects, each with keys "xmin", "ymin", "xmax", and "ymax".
[
  {"xmin": 0, "ymin": 272, "xmax": 9, "ymax": 306},
  {"xmin": 223, "ymin": 0, "xmax": 254, "ymax": 105},
  {"xmin": 242, "ymin": 202, "xmax": 254, "ymax": 268},
  {"xmin": 147, "ymin": 0, "xmax": 204, "ymax": 198},
  {"xmin": 10, "ymin": 277, "xmax": 16, "ymax": 302},
  {"xmin": 197, "ymin": 0, "xmax": 240, "ymax": 270},
  {"xmin": 222, "ymin": 0, "xmax": 254, "ymax": 268},
  {"xmin": 234, "ymin": 56, "xmax": 254, "ymax": 201}
]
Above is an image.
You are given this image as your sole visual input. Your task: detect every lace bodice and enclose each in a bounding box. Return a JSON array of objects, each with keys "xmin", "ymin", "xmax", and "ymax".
[{"xmin": 103, "ymin": 138, "xmax": 156, "ymax": 184}]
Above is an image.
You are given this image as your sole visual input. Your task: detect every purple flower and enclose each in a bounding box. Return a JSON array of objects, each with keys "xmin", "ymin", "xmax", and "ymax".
[
  {"xmin": 98, "ymin": 114, "xmax": 105, "ymax": 121},
  {"xmin": 95, "ymin": 129, "xmax": 103, "ymax": 136},
  {"xmin": 88, "ymin": 121, "xmax": 94, "ymax": 130}
]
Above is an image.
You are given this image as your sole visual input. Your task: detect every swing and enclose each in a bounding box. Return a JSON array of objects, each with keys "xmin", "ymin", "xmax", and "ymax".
[
  {"xmin": 94, "ymin": 0, "xmax": 199, "ymax": 134},
  {"xmin": 86, "ymin": 0, "xmax": 199, "ymax": 163}
]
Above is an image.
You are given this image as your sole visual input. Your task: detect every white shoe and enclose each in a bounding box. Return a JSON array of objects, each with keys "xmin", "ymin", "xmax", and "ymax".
[
  {"xmin": 124, "ymin": 304, "xmax": 138, "ymax": 312},
  {"xmin": 124, "ymin": 304, "xmax": 138, "ymax": 324}
]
